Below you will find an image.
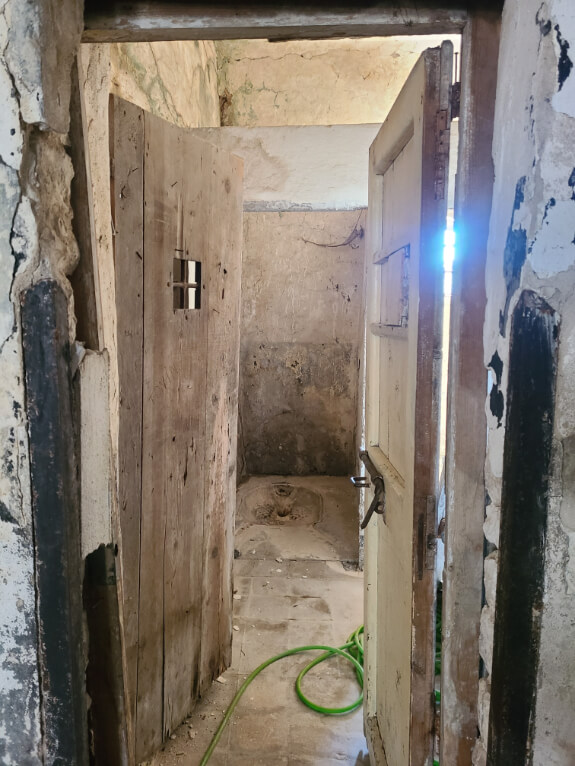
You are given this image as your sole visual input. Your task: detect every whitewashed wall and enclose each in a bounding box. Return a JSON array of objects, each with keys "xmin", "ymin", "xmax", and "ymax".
[
  {"xmin": 477, "ymin": 1, "xmax": 575, "ymax": 764},
  {"xmin": 189, "ymin": 125, "xmax": 379, "ymax": 210}
]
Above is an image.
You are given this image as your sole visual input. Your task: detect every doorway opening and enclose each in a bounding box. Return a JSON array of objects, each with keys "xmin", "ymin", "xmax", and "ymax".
[{"xmin": 76, "ymin": 31, "xmax": 461, "ymax": 765}]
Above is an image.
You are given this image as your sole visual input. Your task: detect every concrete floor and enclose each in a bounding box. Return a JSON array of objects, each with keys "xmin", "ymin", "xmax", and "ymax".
[{"xmin": 146, "ymin": 476, "xmax": 368, "ymax": 766}]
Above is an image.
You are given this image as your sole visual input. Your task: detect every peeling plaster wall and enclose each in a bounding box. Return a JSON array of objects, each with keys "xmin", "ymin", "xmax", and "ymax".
[
  {"xmin": 477, "ymin": 1, "xmax": 575, "ymax": 764},
  {"xmin": 216, "ymin": 36, "xmax": 459, "ymax": 127},
  {"xmin": 240, "ymin": 211, "xmax": 365, "ymax": 476},
  {"xmin": 0, "ymin": 1, "xmax": 82, "ymax": 763}
]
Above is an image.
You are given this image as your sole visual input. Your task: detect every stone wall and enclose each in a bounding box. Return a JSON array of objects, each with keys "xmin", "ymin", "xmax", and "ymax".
[{"xmin": 476, "ymin": 1, "xmax": 575, "ymax": 763}]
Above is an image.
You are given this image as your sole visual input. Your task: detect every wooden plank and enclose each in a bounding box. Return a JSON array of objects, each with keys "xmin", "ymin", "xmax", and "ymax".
[
  {"xmin": 365, "ymin": 715, "xmax": 391, "ymax": 766},
  {"xmin": 83, "ymin": 544, "xmax": 131, "ymax": 766},
  {"xmin": 83, "ymin": 2, "xmax": 469, "ymax": 43},
  {"xmin": 69, "ymin": 55, "xmax": 102, "ymax": 351},
  {"xmin": 410, "ymin": 41, "xmax": 452, "ymax": 766},
  {"xmin": 110, "ymin": 95, "xmax": 145, "ymax": 760},
  {"xmin": 142, "ymin": 113, "xmax": 210, "ymax": 745},
  {"xmin": 79, "ymin": 351, "xmax": 112, "ymax": 559},
  {"xmin": 441, "ymin": 13, "xmax": 500, "ymax": 765},
  {"xmin": 199, "ymin": 143, "xmax": 243, "ymax": 691}
]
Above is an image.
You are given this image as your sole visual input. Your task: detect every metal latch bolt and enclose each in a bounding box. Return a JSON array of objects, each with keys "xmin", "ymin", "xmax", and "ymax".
[{"xmin": 351, "ymin": 450, "xmax": 386, "ymax": 529}]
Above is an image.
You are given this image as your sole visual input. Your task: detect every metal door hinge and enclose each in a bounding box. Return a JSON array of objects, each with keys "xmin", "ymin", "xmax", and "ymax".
[
  {"xmin": 451, "ymin": 81, "xmax": 461, "ymax": 120},
  {"xmin": 434, "ymin": 109, "xmax": 450, "ymax": 201},
  {"xmin": 417, "ymin": 495, "xmax": 437, "ymax": 579}
]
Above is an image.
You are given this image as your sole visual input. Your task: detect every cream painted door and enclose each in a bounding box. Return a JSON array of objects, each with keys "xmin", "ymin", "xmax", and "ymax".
[{"xmin": 362, "ymin": 43, "xmax": 452, "ymax": 766}]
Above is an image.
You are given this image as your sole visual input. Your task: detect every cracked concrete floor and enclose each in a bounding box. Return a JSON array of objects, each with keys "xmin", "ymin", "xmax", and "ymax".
[{"xmin": 146, "ymin": 476, "xmax": 369, "ymax": 766}]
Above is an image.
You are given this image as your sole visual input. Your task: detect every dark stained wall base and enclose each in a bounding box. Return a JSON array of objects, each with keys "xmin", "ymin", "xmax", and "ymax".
[
  {"xmin": 487, "ymin": 290, "xmax": 559, "ymax": 766},
  {"xmin": 240, "ymin": 341, "xmax": 358, "ymax": 476},
  {"xmin": 21, "ymin": 280, "xmax": 88, "ymax": 765}
]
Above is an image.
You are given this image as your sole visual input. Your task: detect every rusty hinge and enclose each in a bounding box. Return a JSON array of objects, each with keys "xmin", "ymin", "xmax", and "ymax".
[
  {"xmin": 434, "ymin": 109, "xmax": 450, "ymax": 201},
  {"xmin": 425, "ymin": 495, "xmax": 437, "ymax": 572},
  {"xmin": 451, "ymin": 81, "xmax": 461, "ymax": 120}
]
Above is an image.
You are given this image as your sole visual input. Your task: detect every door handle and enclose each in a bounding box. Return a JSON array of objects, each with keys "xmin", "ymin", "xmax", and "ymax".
[{"xmin": 350, "ymin": 450, "xmax": 386, "ymax": 529}]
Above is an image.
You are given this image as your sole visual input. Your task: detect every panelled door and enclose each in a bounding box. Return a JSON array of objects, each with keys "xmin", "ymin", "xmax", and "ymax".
[
  {"xmin": 362, "ymin": 44, "xmax": 452, "ymax": 766},
  {"xmin": 111, "ymin": 96, "xmax": 243, "ymax": 762}
]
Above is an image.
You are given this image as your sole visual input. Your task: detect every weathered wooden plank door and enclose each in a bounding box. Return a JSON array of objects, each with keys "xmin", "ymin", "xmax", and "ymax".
[
  {"xmin": 362, "ymin": 43, "xmax": 452, "ymax": 766},
  {"xmin": 111, "ymin": 96, "xmax": 243, "ymax": 763}
]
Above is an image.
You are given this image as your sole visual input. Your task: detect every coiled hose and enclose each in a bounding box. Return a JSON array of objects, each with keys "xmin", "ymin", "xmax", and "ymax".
[
  {"xmin": 199, "ymin": 624, "xmax": 440, "ymax": 766},
  {"xmin": 199, "ymin": 625, "xmax": 364, "ymax": 765}
]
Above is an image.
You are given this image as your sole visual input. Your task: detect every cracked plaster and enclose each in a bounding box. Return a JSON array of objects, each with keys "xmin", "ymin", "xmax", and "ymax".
[{"xmin": 216, "ymin": 35, "xmax": 459, "ymax": 127}]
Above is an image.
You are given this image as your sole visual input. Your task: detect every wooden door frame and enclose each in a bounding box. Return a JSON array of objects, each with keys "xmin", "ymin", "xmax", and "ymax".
[
  {"xmin": 75, "ymin": 5, "xmax": 501, "ymax": 765},
  {"xmin": 442, "ymin": 15, "xmax": 500, "ymax": 765}
]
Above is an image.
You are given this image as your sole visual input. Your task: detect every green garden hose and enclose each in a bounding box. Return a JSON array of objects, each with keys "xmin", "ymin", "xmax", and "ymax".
[{"xmin": 199, "ymin": 625, "xmax": 364, "ymax": 765}]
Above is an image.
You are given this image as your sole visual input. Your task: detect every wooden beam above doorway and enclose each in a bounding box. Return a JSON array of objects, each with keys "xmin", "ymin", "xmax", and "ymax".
[{"xmin": 82, "ymin": 1, "xmax": 474, "ymax": 43}]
